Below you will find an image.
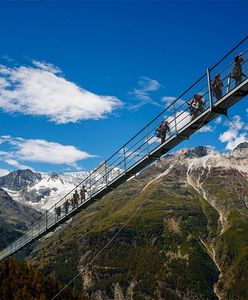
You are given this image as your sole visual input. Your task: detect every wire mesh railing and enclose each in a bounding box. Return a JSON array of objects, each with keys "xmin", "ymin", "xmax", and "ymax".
[{"xmin": 0, "ymin": 36, "xmax": 247, "ymax": 260}]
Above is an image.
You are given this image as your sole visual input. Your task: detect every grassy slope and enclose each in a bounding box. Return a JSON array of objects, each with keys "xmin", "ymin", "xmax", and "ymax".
[{"xmin": 29, "ymin": 167, "xmax": 219, "ymax": 299}]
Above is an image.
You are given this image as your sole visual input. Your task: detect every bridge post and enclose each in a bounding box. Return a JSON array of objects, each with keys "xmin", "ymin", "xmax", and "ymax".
[
  {"xmin": 104, "ymin": 161, "xmax": 108, "ymax": 187},
  {"xmin": 45, "ymin": 210, "xmax": 48, "ymax": 230},
  {"xmin": 207, "ymin": 68, "xmax": 213, "ymax": 110},
  {"xmin": 173, "ymin": 100, "xmax": 178, "ymax": 135},
  {"xmin": 226, "ymin": 76, "xmax": 231, "ymax": 93},
  {"xmin": 146, "ymin": 126, "xmax": 150, "ymax": 154},
  {"xmin": 89, "ymin": 175, "xmax": 92, "ymax": 198},
  {"xmin": 123, "ymin": 146, "xmax": 127, "ymax": 173},
  {"xmin": 54, "ymin": 204, "xmax": 57, "ymax": 223}
]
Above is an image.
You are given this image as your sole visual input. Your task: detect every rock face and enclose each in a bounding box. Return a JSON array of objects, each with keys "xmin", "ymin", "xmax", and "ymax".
[
  {"xmin": 13, "ymin": 145, "xmax": 248, "ymax": 299},
  {"xmin": 234, "ymin": 141, "xmax": 248, "ymax": 150},
  {"xmin": 0, "ymin": 187, "xmax": 41, "ymax": 251},
  {"xmin": 0, "ymin": 169, "xmax": 42, "ymax": 191},
  {"xmin": 0, "ymin": 188, "xmax": 40, "ymax": 225}
]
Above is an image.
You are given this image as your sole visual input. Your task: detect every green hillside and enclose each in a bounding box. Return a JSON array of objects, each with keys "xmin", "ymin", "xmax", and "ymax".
[{"xmin": 15, "ymin": 148, "xmax": 248, "ymax": 299}]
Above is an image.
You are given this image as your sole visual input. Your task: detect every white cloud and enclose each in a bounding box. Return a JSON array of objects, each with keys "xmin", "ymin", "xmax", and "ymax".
[
  {"xmin": 32, "ymin": 60, "xmax": 62, "ymax": 73},
  {"xmin": 167, "ymin": 110, "xmax": 191, "ymax": 133},
  {"xmin": 16, "ymin": 139, "xmax": 94, "ymax": 165},
  {"xmin": 0, "ymin": 61, "xmax": 122, "ymax": 124},
  {"xmin": 136, "ymin": 76, "xmax": 161, "ymax": 92},
  {"xmin": 219, "ymin": 128, "xmax": 237, "ymax": 143},
  {"xmin": 220, "ymin": 132, "xmax": 247, "ymax": 150},
  {"xmin": 198, "ymin": 125, "xmax": 213, "ymax": 133},
  {"xmin": 219, "ymin": 114, "xmax": 247, "ymax": 150},
  {"xmin": 215, "ymin": 116, "xmax": 222, "ymax": 124},
  {"xmin": 128, "ymin": 76, "xmax": 162, "ymax": 109},
  {"xmin": 146, "ymin": 136, "xmax": 160, "ymax": 145},
  {"xmin": 161, "ymin": 96, "xmax": 177, "ymax": 107},
  {"xmin": 228, "ymin": 115, "xmax": 244, "ymax": 130},
  {"xmin": 4, "ymin": 159, "xmax": 32, "ymax": 170},
  {"xmin": 161, "ymin": 96, "xmax": 188, "ymax": 114},
  {"xmin": 0, "ymin": 136, "xmax": 95, "ymax": 169},
  {"xmin": 0, "ymin": 77, "xmax": 9, "ymax": 88},
  {"xmin": 161, "ymin": 96, "xmax": 176, "ymax": 103}
]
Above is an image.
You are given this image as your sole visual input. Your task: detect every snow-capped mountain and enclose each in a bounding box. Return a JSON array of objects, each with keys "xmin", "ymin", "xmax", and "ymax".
[
  {"xmin": 0, "ymin": 169, "xmax": 42, "ymax": 191},
  {"xmin": 0, "ymin": 170, "xmax": 88, "ymax": 210},
  {"xmin": 0, "ymin": 164, "xmax": 122, "ymax": 211}
]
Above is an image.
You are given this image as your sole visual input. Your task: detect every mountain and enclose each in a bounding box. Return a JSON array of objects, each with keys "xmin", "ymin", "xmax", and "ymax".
[
  {"xmin": 0, "ymin": 170, "xmax": 88, "ymax": 210},
  {"xmin": 0, "ymin": 187, "xmax": 41, "ymax": 251},
  {"xmin": 0, "ymin": 169, "xmax": 42, "ymax": 190},
  {"xmin": 234, "ymin": 141, "xmax": 248, "ymax": 150},
  {"xmin": 23, "ymin": 145, "xmax": 248, "ymax": 300},
  {"xmin": 0, "ymin": 165, "xmax": 122, "ymax": 211}
]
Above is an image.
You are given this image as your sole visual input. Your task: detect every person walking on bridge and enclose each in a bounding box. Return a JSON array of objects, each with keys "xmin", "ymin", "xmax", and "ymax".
[
  {"xmin": 55, "ymin": 205, "xmax": 61, "ymax": 219},
  {"xmin": 189, "ymin": 94, "xmax": 204, "ymax": 120},
  {"xmin": 231, "ymin": 53, "xmax": 246, "ymax": 86},
  {"xmin": 156, "ymin": 119, "xmax": 170, "ymax": 144},
  {"xmin": 212, "ymin": 74, "xmax": 223, "ymax": 101},
  {"xmin": 71, "ymin": 190, "xmax": 79, "ymax": 209},
  {"xmin": 63, "ymin": 199, "xmax": 69, "ymax": 214},
  {"xmin": 80, "ymin": 185, "xmax": 87, "ymax": 203}
]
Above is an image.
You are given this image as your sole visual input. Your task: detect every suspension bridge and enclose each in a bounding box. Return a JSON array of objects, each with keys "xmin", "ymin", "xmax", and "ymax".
[{"xmin": 0, "ymin": 36, "xmax": 248, "ymax": 261}]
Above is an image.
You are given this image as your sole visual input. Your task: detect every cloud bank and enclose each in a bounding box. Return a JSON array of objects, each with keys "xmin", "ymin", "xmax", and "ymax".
[
  {"xmin": 0, "ymin": 135, "xmax": 95, "ymax": 169},
  {"xmin": 0, "ymin": 61, "xmax": 122, "ymax": 124}
]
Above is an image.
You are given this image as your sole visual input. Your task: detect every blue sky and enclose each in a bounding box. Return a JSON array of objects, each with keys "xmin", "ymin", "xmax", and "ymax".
[{"xmin": 0, "ymin": 1, "xmax": 247, "ymax": 175}]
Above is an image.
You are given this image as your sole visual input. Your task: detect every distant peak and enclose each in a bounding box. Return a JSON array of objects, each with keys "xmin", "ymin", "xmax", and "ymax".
[
  {"xmin": 0, "ymin": 169, "xmax": 42, "ymax": 191},
  {"xmin": 176, "ymin": 146, "xmax": 218, "ymax": 158},
  {"xmin": 49, "ymin": 173, "xmax": 59, "ymax": 179},
  {"xmin": 14, "ymin": 169, "xmax": 34, "ymax": 174},
  {"xmin": 234, "ymin": 142, "xmax": 248, "ymax": 150},
  {"xmin": 7, "ymin": 169, "xmax": 40, "ymax": 178}
]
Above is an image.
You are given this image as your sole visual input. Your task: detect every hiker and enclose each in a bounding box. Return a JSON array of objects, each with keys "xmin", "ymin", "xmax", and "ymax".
[
  {"xmin": 55, "ymin": 206, "xmax": 61, "ymax": 219},
  {"xmin": 189, "ymin": 94, "xmax": 204, "ymax": 120},
  {"xmin": 212, "ymin": 74, "xmax": 223, "ymax": 101},
  {"xmin": 71, "ymin": 190, "xmax": 79, "ymax": 209},
  {"xmin": 80, "ymin": 186, "xmax": 87, "ymax": 203},
  {"xmin": 230, "ymin": 53, "xmax": 246, "ymax": 86},
  {"xmin": 63, "ymin": 199, "xmax": 69, "ymax": 214},
  {"xmin": 156, "ymin": 119, "xmax": 170, "ymax": 144}
]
